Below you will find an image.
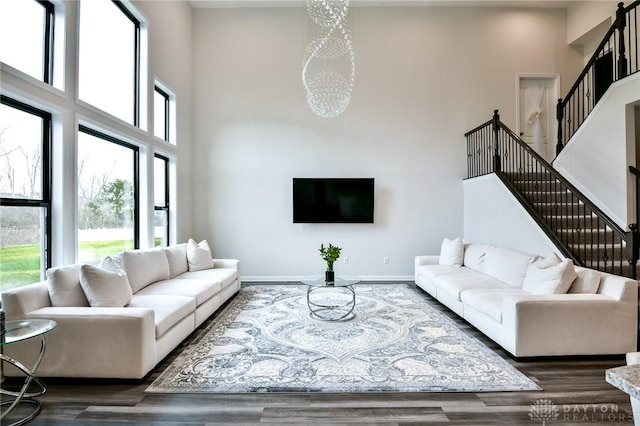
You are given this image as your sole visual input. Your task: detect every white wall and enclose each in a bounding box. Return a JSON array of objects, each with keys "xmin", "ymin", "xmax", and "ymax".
[
  {"xmin": 463, "ymin": 174, "xmax": 559, "ymax": 257},
  {"xmin": 190, "ymin": 6, "xmax": 582, "ymax": 280},
  {"xmin": 567, "ymin": 1, "xmax": 616, "ymax": 46},
  {"xmin": 135, "ymin": 1, "xmax": 194, "ymax": 243},
  {"xmin": 554, "ymin": 73, "xmax": 640, "ymax": 228}
]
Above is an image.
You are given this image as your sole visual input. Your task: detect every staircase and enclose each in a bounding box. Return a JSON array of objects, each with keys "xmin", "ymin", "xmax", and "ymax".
[
  {"xmin": 509, "ymin": 172, "xmax": 630, "ymax": 278},
  {"xmin": 464, "ymin": 1, "xmax": 640, "ymax": 279},
  {"xmin": 465, "ymin": 112, "xmax": 636, "ymax": 278}
]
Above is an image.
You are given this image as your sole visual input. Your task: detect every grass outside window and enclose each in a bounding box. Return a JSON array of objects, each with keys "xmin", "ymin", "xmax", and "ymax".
[{"xmin": 0, "ymin": 239, "xmax": 160, "ymax": 293}]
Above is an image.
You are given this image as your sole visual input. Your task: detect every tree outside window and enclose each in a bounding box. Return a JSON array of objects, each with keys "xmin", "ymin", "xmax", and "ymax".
[
  {"xmin": 0, "ymin": 97, "xmax": 51, "ymax": 292},
  {"xmin": 77, "ymin": 127, "xmax": 138, "ymax": 262}
]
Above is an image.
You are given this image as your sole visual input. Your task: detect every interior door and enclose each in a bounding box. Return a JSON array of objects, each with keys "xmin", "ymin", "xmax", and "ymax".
[{"xmin": 517, "ymin": 76, "xmax": 559, "ymax": 163}]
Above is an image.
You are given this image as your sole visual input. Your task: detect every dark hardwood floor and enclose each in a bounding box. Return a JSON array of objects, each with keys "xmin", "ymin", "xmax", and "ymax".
[{"xmin": 3, "ymin": 283, "xmax": 635, "ymax": 425}]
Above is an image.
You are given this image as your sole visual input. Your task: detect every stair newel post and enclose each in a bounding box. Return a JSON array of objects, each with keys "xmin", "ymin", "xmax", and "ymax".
[
  {"xmin": 617, "ymin": 2, "xmax": 628, "ymax": 79},
  {"xmin": 492, "ymin": 109, "xmax": 501, "ymax": 172},
  {"xmin": 556, "ymin": 98, "xmax": 564, "ymax": 155},
  {"xmin": 627, "ymin": 223, "xmax": 639, "ymax": 279}
]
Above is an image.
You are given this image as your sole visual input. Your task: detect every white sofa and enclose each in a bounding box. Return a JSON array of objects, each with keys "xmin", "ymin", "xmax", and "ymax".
[
  {"xmin": 1, "ymin": 240, "xmax": 240, "ymax": 379},
  {"xmin": 415, "ymin": 239, "xmax": 638, "ymax": 357}
]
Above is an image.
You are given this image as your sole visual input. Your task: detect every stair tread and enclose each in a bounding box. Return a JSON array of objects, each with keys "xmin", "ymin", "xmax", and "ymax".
[
  {"xmin": 557, "ymin": 228, "xmax": 616, "ymax": 233},
  {"xmin": 545, "ymin": 214, "xmax": 597, "ymax": 218},
  {"xmin": 533, "ymin": 201, "xmax": 584, "ymax": 206},
  {"xmin": 568, "ymin": 243, "xmax": 625, "ymax": 249}
]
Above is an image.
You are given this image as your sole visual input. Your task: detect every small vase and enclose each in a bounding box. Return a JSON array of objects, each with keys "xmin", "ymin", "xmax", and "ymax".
[{"xmin": 325, "ymin": 270, "xmax": 335, "ymax": 284}]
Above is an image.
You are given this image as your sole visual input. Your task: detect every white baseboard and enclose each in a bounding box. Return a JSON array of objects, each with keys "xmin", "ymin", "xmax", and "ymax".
[{"xmin": 241, "ymin": 275, "xmax": 414, "ymax": 283}]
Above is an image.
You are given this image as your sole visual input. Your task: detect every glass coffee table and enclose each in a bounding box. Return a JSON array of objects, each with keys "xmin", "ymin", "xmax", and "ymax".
[
  {"xmin": 300, "ymin": 276, "xmax": 361, "ymax": 321},
  {"xmin": 1, "ymin": 319, "xmax": 57, "ymax": 426}
]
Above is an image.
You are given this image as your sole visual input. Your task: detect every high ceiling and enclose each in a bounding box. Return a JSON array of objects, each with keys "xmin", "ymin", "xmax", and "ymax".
[{"xmin": 189, "ymin": 0, "xmax": 578, "ymax": 8}]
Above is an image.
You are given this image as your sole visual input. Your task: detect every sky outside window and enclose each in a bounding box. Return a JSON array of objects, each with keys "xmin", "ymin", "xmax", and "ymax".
[
  {"xmin": 0, "ymin": 0, "xmax": 46, "ymax": 81},
  {"xmin": 0, "ymin": 103, "xmax": 43, "ymax": 199},
  {"xmin": 154, "ymin": 88, "xmax": 167, "ymax": 140},
  {"xmin": 79, "ymin": 0, "xmax": 136, "ymax": 124}
]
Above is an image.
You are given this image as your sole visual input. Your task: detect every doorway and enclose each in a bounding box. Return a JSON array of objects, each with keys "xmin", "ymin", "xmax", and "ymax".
[{"xmin": 516, "ymin": 75, "xmax": 560, "ymax": 163}]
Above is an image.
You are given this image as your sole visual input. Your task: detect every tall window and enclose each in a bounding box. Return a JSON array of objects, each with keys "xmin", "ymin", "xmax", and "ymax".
[
  {"xmin": 78, "ymin": 0, "xmax": 140, "ymax": 125},
  {"xmin": 154, "ymin": 155, "xmax": 169, "ymax": 247},
  {"xmin": 0, "ymin": 0, "xmax": 55, "ymax": 83},
  {"xmin": 77, "ymin": 126, "xmax": 139, "ymax": 262},
  {"xmin": 0, "ymin": 96, "xmax": 52, "ymax": 292},
  {"xmin": 154, "ymin": 86, "xmax": 169, "ymax": 141}
]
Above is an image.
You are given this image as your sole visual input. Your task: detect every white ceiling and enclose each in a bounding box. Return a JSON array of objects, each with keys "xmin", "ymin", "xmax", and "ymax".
[{"xmin": 189, "ymin": 0, "xmax": 576, "ymax": 8}]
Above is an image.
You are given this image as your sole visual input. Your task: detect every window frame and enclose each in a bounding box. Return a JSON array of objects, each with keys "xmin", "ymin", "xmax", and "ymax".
[
  {"xmin": 40, "ymin": 0, "xmax": 55, "ymax": 84},
  {"xmin": 112, "ymin": 0, "xmax": 141, "ymax": 127},
  {"xmin": 154, "ymin": 153, "xmax": 170, "ymax": 246},
  {"xmin": 154, "ymin": 85, "xmax": 170, "ymax": 142},
  {"xmin": 78, "ymin": 124, "xmax": 140, "ymax": 250},
  {"xmin": 0, "ymin": 95, "xmax": 53, "ymax": 276}
]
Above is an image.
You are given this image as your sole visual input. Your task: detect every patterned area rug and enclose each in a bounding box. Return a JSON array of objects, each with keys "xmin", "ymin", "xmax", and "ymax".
[{"xmin": 146, "ymin": 284, "xmax": 540, "ymax": 393}]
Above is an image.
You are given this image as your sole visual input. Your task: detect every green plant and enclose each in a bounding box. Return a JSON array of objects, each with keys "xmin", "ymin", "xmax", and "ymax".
[{"xmin": 319, "ymin": 243, "xmax": 342, "ymax": 272}]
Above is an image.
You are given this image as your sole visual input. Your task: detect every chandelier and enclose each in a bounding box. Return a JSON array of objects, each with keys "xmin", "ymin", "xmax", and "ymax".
[{"xmin": 302, "ymin": 0, "xmax": 355, "ymax": 118}]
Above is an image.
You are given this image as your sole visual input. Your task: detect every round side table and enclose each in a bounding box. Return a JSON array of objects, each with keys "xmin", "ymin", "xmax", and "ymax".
[{"xmin": 1, "ymin": 319, "xmax": 56, "ymax": 426}]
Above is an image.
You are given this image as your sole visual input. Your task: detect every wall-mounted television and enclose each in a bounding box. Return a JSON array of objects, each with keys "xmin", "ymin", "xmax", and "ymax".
[{"xmin": 293, "ymin": 178, "xmax": 375, "ymax": 223}]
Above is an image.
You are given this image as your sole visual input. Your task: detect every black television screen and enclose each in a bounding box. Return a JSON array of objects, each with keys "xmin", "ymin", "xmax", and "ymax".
[{"xmin": 293, "ymin": 178, "xmax": 374, "ymax": 223}]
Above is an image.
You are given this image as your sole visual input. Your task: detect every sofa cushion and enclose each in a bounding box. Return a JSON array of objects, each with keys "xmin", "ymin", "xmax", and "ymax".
[
  {"xmin": 523, "ymin": 254, "xmax": 577, "ymax": 295},
  {"xmin": 165, "ymin": 243, "xmax": 188, "ymax": 278},
  {"xmin": 187, "ymin": 239, "xmax": 215, "ymax": 272},
  {"xmin": 178, "ymin": 268, "xmax": 238, "ymax": 289},
  {"xmin": 568, "ymin": 268, "xmax": 601, "ymax": 294},
  {"xmin": 417, "ymin": 265, "xmax": 475, "ymax": 283},
  {"xmin": 135, "ymin": 279, "xmax": 222, "ymax": 306},
  {"xmin": 463, "ymin": 243, "xmax": 490, "ymax": 272},
  {"xmin": 483, "ymin": 246, "xmax": 537, "ymax": 288},
  {"xmin": 121, "ymin": 249, "xmax": 171, "ymax": 293},
  {"xmin": 461, "ymin": 288, "xmax": 528, "ymax": 322},
  {"xmin": 47, "ymin": 264, "xmax": 90, "ymax": 307},
  {"xmin": 79, "ymin": 257, "xmax": 133, "ymax": 307},
  {"xmin": 434, "ymin": 272, "xmax": 511, "ymax": 301},
  {"xmin": 128, "ymin": 294, "xmax": 196, "ymax": 338},
  {"xmin": 439, "ymin": 237, "xmax": 464, "ymax": 267}
]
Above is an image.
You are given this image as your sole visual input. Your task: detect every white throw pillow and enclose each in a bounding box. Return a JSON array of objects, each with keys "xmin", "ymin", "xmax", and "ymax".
[
  {"xmin": 187, "ymin": 239, "xmax": 215, "ymax": 272},
  {"xmin": 522, "ymin": 254, "xmax": 578, "ymax": 295},
  {"xmin": 484, "ymin": 246, "xmax": 538, "ymax": 288},
  {"xmin": 463, "ymin": 243, "xmax": 490, "ymax": 272},
  {"xmin": 121, "ymin": 249, "xmax": 171, "ymax": 293},
  {"xmin": 438, "ymin": 238, "xmax": 464, "ymax": 267},
  {"xmin": 79, "ymin": 257, "xmax": 133, "ymax": 307},
  {"xmin": 165, "ymin": 243, "xmax": 188, "ymax": 278},
  {"xmin": 47, "ymin": 264, "xmax": 90, "ymax": 307},
  {"xmin": 568, "ymin": 269, "xmax": 601, "ymax": 294}
]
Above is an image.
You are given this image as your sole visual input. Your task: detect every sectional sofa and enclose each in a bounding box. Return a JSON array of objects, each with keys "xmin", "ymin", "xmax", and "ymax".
[
  {"xmin": 415, "ymin": 238, "xmax": 638, "ymax": 357},
  {"xmin": 1, "ymin": 239, "xmax": 240, "ymax": 379}
]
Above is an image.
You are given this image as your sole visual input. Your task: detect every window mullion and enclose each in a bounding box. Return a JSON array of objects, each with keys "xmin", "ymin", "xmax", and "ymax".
[{"xmin": 133, "ymin": 148, "xmax": 140, "ymax": 249}]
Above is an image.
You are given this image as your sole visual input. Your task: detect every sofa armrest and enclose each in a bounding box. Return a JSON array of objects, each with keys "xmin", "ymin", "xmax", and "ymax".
[
  {"xmin": 213, "ymin": 259, "xmax": 239, "ymax": 270},
  {"xmin": 1, "ymin": 281, "xmax": 51, "ymax": 320},
  {"xmin": 503, "ymin": 294, "xmax": 637, "ymax": 356},
  {"xmin": 596, "ymin": 272, "xmax": 638, "ymax": 302},
  {"xmin": 3, "ymin": 306, "xmax": 157, "ymax": 378},
  {"xmin": 415, "ymin": 256, "xmax": 438, "ymax": 283}
]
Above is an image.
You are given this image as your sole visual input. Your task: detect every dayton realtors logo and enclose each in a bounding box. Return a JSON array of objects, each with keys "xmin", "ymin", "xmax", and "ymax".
[
  {"xmin": 529, "ymin": 399, "xmax": 559, "ymax": 425},
  {"xmin": 529, "ymin": 399, "xmax": 633, "ymax": 423}
]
